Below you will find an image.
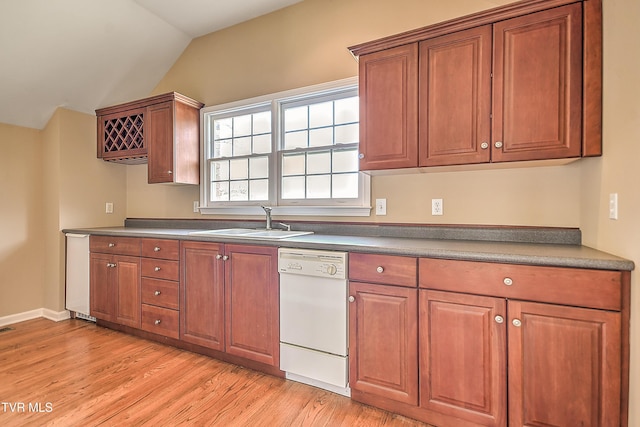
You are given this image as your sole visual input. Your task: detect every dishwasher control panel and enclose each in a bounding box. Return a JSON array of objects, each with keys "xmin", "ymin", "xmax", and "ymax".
[{"xmin": 278, "ymin": 248, "xmax": 347, "ymax": 279}]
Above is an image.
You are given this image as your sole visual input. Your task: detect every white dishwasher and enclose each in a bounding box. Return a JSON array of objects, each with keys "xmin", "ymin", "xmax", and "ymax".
[{"xmin": 278, "ymin": 248, "xmax": 350, "ymax": 397}]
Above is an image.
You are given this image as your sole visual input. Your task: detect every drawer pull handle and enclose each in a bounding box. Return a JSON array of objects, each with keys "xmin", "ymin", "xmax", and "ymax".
[
  {"xmin": 154, "ymin": 290, "xmax": 161, "ymax": 296},
  {"xmin": 495, "ymin": 315, "xmax": 504, "ymax": 324},
  {"xmin": 155, "ymin": 319, "xmax": 161, "ymax": 325},
  {"xmin": 376, "ymin": 266, "xmax": 384, "ymax": 273},
  {"xmin": 503, "ymin": 277, "xmax": 513, "ymax": 286},
  {"xmin": 512, "ymin": 319, "xmax": 522, "ymax": 327},
  {"xmin": 348, "ymin": 296, "xmax": 355, "ymax": 303},
  {"xmin": 108, "ymin": 243, "xmax": 115, "ymax": 247},
  {"xmin": 154, "ymin": 267, "xmax": 161, "ymax": 272},
  {"xmin": 154, "ymin": 247, "xmax": 161, "ymax": 252}
]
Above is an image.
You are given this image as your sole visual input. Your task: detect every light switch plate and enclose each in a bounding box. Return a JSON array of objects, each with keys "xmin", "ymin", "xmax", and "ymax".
[
  {"xmin": 375, "ymin": 198, "xmax": 387, "ymax": 215},
  {"xmin": 105, "ymin": 202, "xmax": 113, "ymax": 214}
]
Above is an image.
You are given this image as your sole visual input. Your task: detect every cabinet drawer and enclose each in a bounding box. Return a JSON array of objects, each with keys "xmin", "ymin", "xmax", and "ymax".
[
  {"xmin": 141, "ymin": 258, "xmax": 179, "ymax": 281},
  {"xmin": 142, "ymin": 278, "xmax": 179, "ymax": 310},
  {"xmin": 419, "ymin": 258, "xmax": 623, "ymax": 311},
  {"xmin": 350, "ymin": 253, "xmax": 417, "ymax": 287},
  {"xmin": 142, "ymin": 238, "xmax": 179, "ymax": 260},
  {"xmin": 90, "ymin": 236, "xmax": 141, "ymax": 256},
  {"xmin": 141, "ymin": 304, "xmax": 179, "ymax": 339}
]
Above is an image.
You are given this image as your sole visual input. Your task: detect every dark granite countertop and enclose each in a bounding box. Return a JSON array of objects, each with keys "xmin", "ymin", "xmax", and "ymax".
[{"xmin": 63, "ymin": 220, "xmax": 634, "ymax": 272}]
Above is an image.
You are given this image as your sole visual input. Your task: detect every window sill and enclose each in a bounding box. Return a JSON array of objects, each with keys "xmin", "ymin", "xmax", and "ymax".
[{"xmin": 198, "ymin": 205, "xmax": 372, "ymax": 217}]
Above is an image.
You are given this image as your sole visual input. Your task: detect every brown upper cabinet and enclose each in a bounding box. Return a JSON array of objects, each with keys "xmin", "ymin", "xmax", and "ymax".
[
  {"xmin": 349, "ymin": 0, "xmax": 602, "ymax": 171},
  {"xmin": 96, "ymin": 92, "xmax": 204, "ymax": 184}
]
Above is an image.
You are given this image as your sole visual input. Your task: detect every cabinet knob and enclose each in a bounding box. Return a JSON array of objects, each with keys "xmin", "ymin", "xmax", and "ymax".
[
  {"xmin": 154, "ymin": 267, "xmax": 161, "ymax": 272},
  {"xmin": 348, "ymin": 296, "xmax": 355, "ymax": 303},
  {"xmin": 108, "ymin": 243, "xmax": 115, "ymax": 247},
  {"xmin": 167, "ymin": 170, "xmax": 173, "ymax": 174},
  {"xmin": 494, "ymin": 141, "xmax": 503, "ymax": 149},
  {"xmin": 154, "ymin": 319, "xmax": 162, "ymax": 325},
  {"xmin": 495, "ymin": 315, "xmax": 504, "ymax": 324},
  {"xmin": 503, "ymin": 277, "xmax": 513, "ymax": 286},
  {"xmin": 216, "ymin": 254, "xmax": 223, "ymax": 260},
  {"xmin": 480, "ymin": 142, "xmax": 489, "ymax": 149},
  {"xmin": 106, "ymin": 262, "xmax": 116, "ymax": 268},
  {"xmin": 154, "ymin": 246, "xmax": 161, "ymax": 252},
  {"xmin": 376, "ymin": 266, "xmax": 384, "ymax": 273},
  {"xmin": 512, "ymin": 319, "xmax": 522, "ymax": 327},
  {"xmin": 154, "ymin": 290, "xmax": 161, "ymax": 296},
  {"xmin": 222, "ymin": 255, "xmax": 229, "ymax": 261},
  {"xmin": 358, "ymin": 153, "xmax": 365, "ymax": 159}
]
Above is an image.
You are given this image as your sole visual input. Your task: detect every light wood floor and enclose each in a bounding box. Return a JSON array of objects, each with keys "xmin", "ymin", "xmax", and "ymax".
[{"xmin": 0, "ymin": 318, "xmax": 427, "ymax": 426}]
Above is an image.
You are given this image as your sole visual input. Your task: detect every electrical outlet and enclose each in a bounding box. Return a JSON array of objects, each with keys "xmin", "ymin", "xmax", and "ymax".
[
  {"xmin": 193, "ymin": 201, "xmax": 200, "ymax": 213},
  {"xmin": 432, "ymin": 198, "xmax": 443, "ymax": 216},
  {"xmin": 375, "ymin": 198, "xmax": 387, "ymax": 215},
  {"xmin": 105, "ymin": 202, "xmax": 113, "ymax": 214},
  {"xmin": 609, "ymin": 193, "xmax": 618, "ymax": 220}
]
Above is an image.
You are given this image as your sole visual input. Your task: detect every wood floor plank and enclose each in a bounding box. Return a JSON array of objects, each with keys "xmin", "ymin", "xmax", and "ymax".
[{"xmin": 0, "ymin": 318, "xmax": 428, "ymax": 426}]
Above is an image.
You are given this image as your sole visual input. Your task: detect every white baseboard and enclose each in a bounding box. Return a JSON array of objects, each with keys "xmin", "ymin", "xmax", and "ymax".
[{"xmin": 0, "ymin": 308, "xmax": 70, "ymax": 327}]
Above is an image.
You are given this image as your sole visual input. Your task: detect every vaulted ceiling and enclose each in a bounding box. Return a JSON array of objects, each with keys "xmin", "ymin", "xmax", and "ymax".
[{"xmin": 0, "ymin": 0, "xmax": 302, "ymax": 129}]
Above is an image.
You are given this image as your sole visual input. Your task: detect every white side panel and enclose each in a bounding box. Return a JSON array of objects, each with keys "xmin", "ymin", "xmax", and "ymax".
[
  {"xmin": 280, "ymin": 343, "xmax": 349, "ymax": 389},
  {"xmin": 65, "ymin": 234, "xmax": 90, "ymax": 316}
]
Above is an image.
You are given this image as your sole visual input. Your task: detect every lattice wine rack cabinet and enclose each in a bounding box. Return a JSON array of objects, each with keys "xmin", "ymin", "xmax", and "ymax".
[{"xmin": 96, "ymin": 92, "xmax": 204, "ymax": 184}]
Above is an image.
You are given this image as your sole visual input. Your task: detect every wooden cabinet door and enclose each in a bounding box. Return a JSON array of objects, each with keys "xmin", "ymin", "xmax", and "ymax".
[
  {"xmin": 114, "ymin": 255, "xmax": 141, "ymax": 328},
  {"xmin": 358, "ymin": 44, "xmax": 418, "ymax": 170},
  {"xmin": 90, "ymin": 253, "xmax": 116, "ymax": 322},
  {"xmin": 147, "ymin": 101, "xmax": 174, "ymax": 184},
  {"xmin": 224, "ymin": 244, "xmax": 279, "ymax": 366},
  {"xmin": 508, "ymin": 300, "xmax": 621, "ymax": 427},
  {"xmin": 492, "ymin": 3, "xmax": 582, "ymax": 162},
  {"xmin": 349, "ymin": 282, "xmax": 418, "ymax": 405},
  {"xmin": 419, "ymin": 25, "xmax": 492, "ymax": 166},
  {"xmin": 180, "ymin": 241, "xmax": 225, "ymax": 351},
  {"xmin": 420, "ymin": 290, "xmax": 507, "ymax": 426}
]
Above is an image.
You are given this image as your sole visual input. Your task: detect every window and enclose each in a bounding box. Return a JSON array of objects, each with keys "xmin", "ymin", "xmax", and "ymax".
[{"xmin": 200, "ymin": 78, "xmax": 370, "ymax": 216}]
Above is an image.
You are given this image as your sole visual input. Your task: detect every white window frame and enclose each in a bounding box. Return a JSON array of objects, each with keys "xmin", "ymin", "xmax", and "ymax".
[{"xmin": 199, "ymin": 77, "xmax": 371, "ymax": 217}]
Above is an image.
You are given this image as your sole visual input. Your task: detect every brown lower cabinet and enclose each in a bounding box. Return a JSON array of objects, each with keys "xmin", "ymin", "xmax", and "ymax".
[
  {"xmin": 180, "ymin": 241, "xmax": 279, "ymax": 367},
  {"xmin": 349, "ymin": 255, "xmax": 629, "ymax": 427}
]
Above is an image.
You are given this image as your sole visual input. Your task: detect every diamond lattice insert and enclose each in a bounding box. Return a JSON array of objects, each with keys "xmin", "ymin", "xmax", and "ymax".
[{"xmin": 103, "ymin": 113, "xmax": 144, "ymax": 153}]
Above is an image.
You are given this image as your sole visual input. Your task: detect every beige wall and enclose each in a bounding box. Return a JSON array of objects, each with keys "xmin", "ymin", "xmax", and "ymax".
[{"xmin": 0, "ymin": 123, "xmax": 44, "ymax": 316}]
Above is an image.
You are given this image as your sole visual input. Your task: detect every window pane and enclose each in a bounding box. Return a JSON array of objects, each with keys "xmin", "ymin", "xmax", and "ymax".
[
  {"xmin": 283, "ymin": 153, "xmax": 305, "ymax": 176},
  {"xmin": 233, "ymin": 114, "xmax": 252, "ymax": 137},
  {"xmin": 284, "ymin": 106, "xmax": 308, "ymax": 131},
  {"xmin": 309, "ymin": 127, "xmax": 333, "ymax": 147},
  {"xmin": 282, "ymin": 176, "xmax": 305, "ymax": 199},
  {"xmin": 229, "ymin": 158, "xmax": 248, "ymax": 180},
  {"xmin": 253, "ymin": 111, "xmax": 271, "ymax": 134},
  {"xmin": 309, "ymin": 101, "xmax": 333, "ymax": 128},
  {"xmin": 333, "ymin": 173, "xmax": 359, "ymax": 198},
  {"xmin": 214, "ymin": 118, "xmax": 232, "ymax": 140},
  {"xmin": 335, "ymin": 123, "xmax": 359, "ymax": 144},
  {"xmin": 307, "ymin": 151, "xmax": 331, "ymax": 175},
  {"xmin": 211, "ymin": 181, "xmax": 229, "ymax": 201},
  {"xmin": 250, "ymin": 179, "xmax": 269, "ymax": 201},
  {"xmin": 211, "ymin": 160, "xmax": 229, "ymax": 181},
  {"xmin": 253, "ymin": 134, "xmax": 271, "ymax": 154},
  {"xmin": 230, "ymin": 181, "xmax": 249, "ymax": 201},
  {"xmin": 335, "ymin": 97, "xmax": 359, "ymax": 124},
  {"xmin": 233, "ymin": 137, "xmax": 251, "ymax": 156},
  {"xmin": 307, "ymin": 175, "xmax": 331, "ymax": 199},
  {"xmin": 333, "ymin": 149, "xmax": 358, "ymax": 173},
  {"xmin": 249, "ymin": 156, "xmax": 269, "ymax": 179},
  {"xmin": 284, "ymin": 130, "xmax": 308, "ymax": 149},
  {"xmin": 214, "ymin": 139, "xmax": 232, "ymax": 158}
]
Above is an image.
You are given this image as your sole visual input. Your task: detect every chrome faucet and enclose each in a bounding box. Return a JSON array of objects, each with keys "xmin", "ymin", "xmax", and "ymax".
[
  {"xmin": 261, "ymin": 205, "xmax": 273, "ymax": 230},
  {"xmin": 260, "ymin": 206, "xmax": 291, "ymax": 231}
]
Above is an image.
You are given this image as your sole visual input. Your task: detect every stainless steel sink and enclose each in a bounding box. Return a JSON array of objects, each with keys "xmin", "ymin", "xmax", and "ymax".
[{"xmin": 188, "ymin": 228, "xmax": 313, "ymax": 239}]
